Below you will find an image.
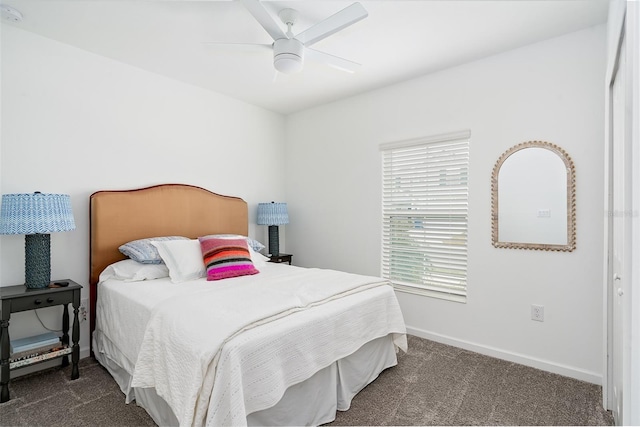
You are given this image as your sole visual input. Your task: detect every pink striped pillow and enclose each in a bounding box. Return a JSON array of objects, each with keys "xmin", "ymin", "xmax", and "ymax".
[{"xmin": 198, "ymin": 236, "xmax": 259, "ymax": 281}]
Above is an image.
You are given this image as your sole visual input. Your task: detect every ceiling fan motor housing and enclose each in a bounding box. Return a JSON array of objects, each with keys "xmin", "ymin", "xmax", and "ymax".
[{"xmin": 273, "ymin": 38, "xmax": 304, "ymax": 73}]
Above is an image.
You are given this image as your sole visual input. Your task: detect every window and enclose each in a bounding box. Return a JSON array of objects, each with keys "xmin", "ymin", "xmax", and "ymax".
[{"xmin": 380, "ymin": 130, "xmax": 469, "ymax": 302}]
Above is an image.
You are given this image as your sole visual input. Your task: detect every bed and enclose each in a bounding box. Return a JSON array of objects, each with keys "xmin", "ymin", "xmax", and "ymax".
[{"xmin": 89, "ymin": 184, "xmax": 407, "ymax": 426}]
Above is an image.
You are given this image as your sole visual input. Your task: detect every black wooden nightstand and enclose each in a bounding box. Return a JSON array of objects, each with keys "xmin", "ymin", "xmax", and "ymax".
[
  {"xmin": 0, "ymin": 279, "xmax": 82, "ymax": 403},
  {"xmin": 268, "ymin": 253, "xmax": 293, "ymax": 265}
]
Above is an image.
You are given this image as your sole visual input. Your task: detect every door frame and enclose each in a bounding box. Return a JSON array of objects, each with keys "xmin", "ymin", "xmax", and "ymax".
[
  {"xmin": 603, "ymin": 1, "xmax": 640, "ymax": 425},
  {"xmin": 603, "ymin": 0, "xmax": 626, "ymax": 413},
  {"xmin": 627, "ymin": 3, "xmax": 640, "ymax": 425}
]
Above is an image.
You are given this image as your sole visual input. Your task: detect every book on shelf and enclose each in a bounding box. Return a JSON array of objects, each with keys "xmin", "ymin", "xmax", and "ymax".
[
  {"xmin": 9, "ymin": 342, "xmax": 65, "ymax": 362},
  {"xmin": 10, "ymin": 332, "xmax": 60, "ymax": 353},
  {"xmin": 9, "ymin": 346, "xmax": 72, "ymax": 370}
]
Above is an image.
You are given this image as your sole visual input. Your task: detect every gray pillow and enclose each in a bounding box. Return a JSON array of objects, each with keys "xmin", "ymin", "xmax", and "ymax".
[{"xmin": 119, "ymin": 236, "xmax": 189, "ymax": 264}]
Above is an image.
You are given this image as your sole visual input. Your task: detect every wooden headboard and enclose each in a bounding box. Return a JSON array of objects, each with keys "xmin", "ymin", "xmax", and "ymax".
[{"xmin": 89, "ymin": 184, "xmax": 248, "ymax": 345}]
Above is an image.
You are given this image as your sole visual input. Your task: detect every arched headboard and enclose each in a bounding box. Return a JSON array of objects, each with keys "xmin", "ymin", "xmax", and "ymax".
[{"xmin": 89, "ymin": 184, "xmax": 248, "ymax": 346}]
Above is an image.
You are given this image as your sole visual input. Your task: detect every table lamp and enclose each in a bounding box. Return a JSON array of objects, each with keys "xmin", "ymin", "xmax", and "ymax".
[
  {"xmin": 0, "ymin": 192, "xmax": 76, "ymax": 288},
  {"xmin": 257, "ymin": 202, "xmax": 289, "ymax": 256}
]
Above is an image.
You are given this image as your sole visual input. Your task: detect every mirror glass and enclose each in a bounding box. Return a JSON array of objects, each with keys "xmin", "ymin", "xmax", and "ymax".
[{"xmin": 491, "ymin": 141, "xmax": 575, "ymax": 251}]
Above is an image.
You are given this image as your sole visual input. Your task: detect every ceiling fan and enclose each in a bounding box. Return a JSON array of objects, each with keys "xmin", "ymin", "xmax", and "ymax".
[{"xmin": 226, "ymin": 0, "xmax": 368, "ymax": 74}]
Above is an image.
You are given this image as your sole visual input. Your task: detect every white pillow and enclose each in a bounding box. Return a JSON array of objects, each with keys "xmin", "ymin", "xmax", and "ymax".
[
  {"xmin": 151, "ymin": 239, "xmax": 206, "ymax": 283},
  {"xmin": 99, "ymin": 259, "xmax": 169, "ymax": 283},
  {"xmin": 249, "ymin": 247, "xmax": 270, "ymax": 267}
]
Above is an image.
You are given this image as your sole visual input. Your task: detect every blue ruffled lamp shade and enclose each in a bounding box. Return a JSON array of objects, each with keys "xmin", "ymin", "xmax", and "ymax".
[
  {"xmin": 257, "ymin": 202, "xmax": 289, "ymax": 256},
  {"xmin": 0, "ymin": 193, "xmax": 76, "ymax": 288}
]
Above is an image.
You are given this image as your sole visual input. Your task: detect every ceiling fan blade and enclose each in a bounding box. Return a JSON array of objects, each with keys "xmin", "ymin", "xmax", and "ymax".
[
  {"xmin": 296, "ymin": 2, "xmax": 368, "ymax": 47},
  {"xmin": 305, "ymin": 48, "xmax": 361, "ymax": 73},
  {"xmin": 202, "ymin": 42, "xmax": 272, "ymax": 53},
  {"xmin": 238, "ymin": 0, "xmax": 287, "ymax": 41}
]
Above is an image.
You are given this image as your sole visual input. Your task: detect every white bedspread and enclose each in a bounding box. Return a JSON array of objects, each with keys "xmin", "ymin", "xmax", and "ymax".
[
  {"xmin": 98, "ymin": 264, "xmax": 406, "ymax": 426},
  {"xmin": 207, "ymin": 284, "xmax": 406, "ymax": 426}
]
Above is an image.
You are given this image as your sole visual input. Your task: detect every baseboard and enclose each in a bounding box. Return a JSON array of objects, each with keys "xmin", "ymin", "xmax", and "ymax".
[
  {"xmin": 80, "ymin": 346, "xmax": 91, "ymax": 359},
  {"xmin": 407, "ymin": 326, "xmax": 602, "ymax": 385}
]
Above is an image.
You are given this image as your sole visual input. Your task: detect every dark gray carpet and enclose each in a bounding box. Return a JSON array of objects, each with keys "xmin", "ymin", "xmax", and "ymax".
[
  {"xmin": 329, "ymin": 336, "xmax": 613, "ymax": 426},
  {"xmin": 0, "ymin": 335, "xmax": 613, "ymax": 426}
]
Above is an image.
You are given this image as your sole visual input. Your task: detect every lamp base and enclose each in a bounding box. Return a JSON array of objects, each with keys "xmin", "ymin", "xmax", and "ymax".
[
  {"xmin": 25, "ymin": 234, "xmax": 51, "ymax": 289},
  {"xmin": 268, "ymin": 225, "xmax": 280, "ymax": 256}
]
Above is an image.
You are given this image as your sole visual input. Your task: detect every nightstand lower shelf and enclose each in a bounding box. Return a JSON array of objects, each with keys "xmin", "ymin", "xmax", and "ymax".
[{"xmin": 9, "ymin": 346, "xmax": 72, "ymax": 370}]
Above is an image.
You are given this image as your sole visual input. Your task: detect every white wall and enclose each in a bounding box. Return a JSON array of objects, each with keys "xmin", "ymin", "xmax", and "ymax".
[
  {"xmin": 1, "ymin": 22, "xmax": 608, "ymax": 384},
  {"xmin": 0, "ymin": 22, "xmax": 3, "ymax": 284},
  {"xmin": 285, "ymin": 25, "xmax": 606, "ymax": 383},
  {"xmin": 0, "ymin": 26, "xmax": 286, "ymax": 358}
]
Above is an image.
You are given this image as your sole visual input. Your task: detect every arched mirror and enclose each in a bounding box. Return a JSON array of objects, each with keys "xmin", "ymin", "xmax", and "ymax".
[{"xmin": 491, "ymin": 141, "xmax": 576, "ymax": 251}]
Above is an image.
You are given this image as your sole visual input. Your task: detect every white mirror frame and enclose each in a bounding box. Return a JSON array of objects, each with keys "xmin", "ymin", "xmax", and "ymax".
[{"xmin": 491, "ymin": 141, "xmax": 576, "ymax": 252}]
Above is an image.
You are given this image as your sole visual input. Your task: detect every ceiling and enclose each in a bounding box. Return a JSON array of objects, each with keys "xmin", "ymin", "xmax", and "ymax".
[{"xmin": 3, "ymin": 0, "xmax": 608, "ymax": 115}]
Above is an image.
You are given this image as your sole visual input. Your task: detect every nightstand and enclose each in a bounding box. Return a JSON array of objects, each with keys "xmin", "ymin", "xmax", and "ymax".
[
  {"xmin": 268, "ymin": 253, "xmax": 293, "ymax": 265},
  {"xmin": 0, "ymin": 279, "xmax": 82, "ymax": 403}
]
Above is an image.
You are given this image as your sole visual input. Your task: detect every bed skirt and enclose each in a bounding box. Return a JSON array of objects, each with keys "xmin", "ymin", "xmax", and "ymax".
[{"xmin": 93, "ymin": 331, "xmax": 398, "ymax": 426}]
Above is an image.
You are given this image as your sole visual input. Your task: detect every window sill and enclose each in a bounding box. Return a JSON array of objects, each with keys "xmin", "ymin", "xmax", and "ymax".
[{"xmin": 392, "ymin": 282, "xmax": 467, "ymax": 303}]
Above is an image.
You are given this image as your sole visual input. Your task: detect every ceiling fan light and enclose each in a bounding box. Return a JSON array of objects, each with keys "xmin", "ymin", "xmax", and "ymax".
[
  {"xmin": 273, "ymin": 38, "xmax": 304, "ymax": 74},
  {"xmin": 274, "ymin": 53, "xmax": 303, "ymax": 73}
]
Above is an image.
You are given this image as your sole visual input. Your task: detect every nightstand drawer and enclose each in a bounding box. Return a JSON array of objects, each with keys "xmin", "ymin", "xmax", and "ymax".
[{"xmin": 9, "ymin": 290, "xmax": 75, "ymax": 313}]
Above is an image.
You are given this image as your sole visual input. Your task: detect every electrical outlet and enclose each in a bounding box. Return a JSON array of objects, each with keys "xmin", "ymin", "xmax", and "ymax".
[
  {"xmin": 79, "ymin": 298, "xmax": 88, "ymax": 323},
  {"xmin": 537, "ymin": 209, "xmax": 551, "ymax": 218},
  {"xmin": 531, "ymin": 304, "xmax": 544, "ymax": 322}
]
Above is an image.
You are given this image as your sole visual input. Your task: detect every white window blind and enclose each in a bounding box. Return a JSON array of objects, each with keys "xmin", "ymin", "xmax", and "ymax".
[{"xmin": 380, "ymin": 131, "xmax": 469, "ymax": 302}]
